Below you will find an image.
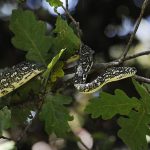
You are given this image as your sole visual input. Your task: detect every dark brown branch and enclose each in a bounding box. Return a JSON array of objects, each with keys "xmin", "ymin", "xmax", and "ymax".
[
  {"xmin": 134, "ymin": 75, "xmax": 150, "ymax": 84},
  {"xmin": 0, "ymin": 136, "xmax": 12, "ymax": 141},
  {"xmin": 124, "ymin": 50, "xmax": 150, "ymax": 61},
  {"xmin": 93, "ymin": 49, "xmax": 150, "ymax": 84},
  {"xmin": 93, "ymin": 61, "xmax": 119, "ymax": 69},
  {"xmin": 94, "ymin": 50, "xmax": 150, "ymax": 69},
  {"xmin": 120, "ymin": 0, "xmax": 149, "ymax": 62},
  {"xmin": 78, "ymin": 138, "xmax": 91, "ymax": 150}
]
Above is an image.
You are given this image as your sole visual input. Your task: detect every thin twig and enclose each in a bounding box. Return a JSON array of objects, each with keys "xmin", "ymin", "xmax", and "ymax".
[
  {"xmin": 124, "ymin": 50, "xmax": 150, "ymax": 61},
  {"xmin": 0, "ymin": 136, "xmax": 12, "ymax": 141},
  {"xmin": 120, "ymin": 0, "xmax": 149, "ymax": 62},
  {"xmin": 78, "ymin": 138, "xmax": 91, "ymax": 150},
  {"xmin": 134, "ymin": 75, "xmax": 150, "ymax": 84},
  {"xmin": 93, "ymin": 50, "xmax": 150, "ymax": 69}
]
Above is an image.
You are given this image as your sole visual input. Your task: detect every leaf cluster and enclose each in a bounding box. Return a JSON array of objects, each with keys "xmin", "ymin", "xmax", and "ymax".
[
  {"xmin": 0, "ymin": 7, "xmax": 80, "ymax": 137},
  {"xmin": 85, "ymin": 79, "xmax": 150, "ymax": 150}
]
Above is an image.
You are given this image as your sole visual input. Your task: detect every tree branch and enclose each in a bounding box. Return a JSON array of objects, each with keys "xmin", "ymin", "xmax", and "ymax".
[
  {"xmin": 94, "ymin": 50, "xmax": 150, "ymax": 69},
  {"xmin": 0, "ymin": 136, "xmax": 12, "ymax": 141},
  {"xmin": 120, "ymin": 0, "xmax": 149, "ymax": 62},
  {"xmin": 124, "ymin": 50, "xmax": 150, "ymax": 61},
  {"xmin": 134, "ymin": 75, "xmax": 150, "ymax": 84}
]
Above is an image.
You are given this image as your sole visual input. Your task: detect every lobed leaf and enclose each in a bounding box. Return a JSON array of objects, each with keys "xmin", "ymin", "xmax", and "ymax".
[
  {"xmin": 0, "ymin": 107, "xmax": 11, "ymax": 135},
  {"xmin": 85, "ymin": 89, "xmax": 140, "ymax": 120},
  {"xmin": 132, "ymin": 79, "xmax": 150, "ymax": 114},
  {"xmin": 118, "ymin": 110, "xmax": 150, "ymax": 150},
  {"xmin": 39, "ymin": 94, "xmax": 73, "ymax": 136},
  {"xmin": 9, "ymin": 9, "xmax": 52, "ymax": 64},
  {"xmin": 52, "ymin": 17, "xmax": 81, "ymax": 58}
]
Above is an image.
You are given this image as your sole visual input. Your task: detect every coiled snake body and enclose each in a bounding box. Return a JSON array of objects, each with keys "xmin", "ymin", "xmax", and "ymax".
[
  {"xmin": 74, "ymin": 44, "xmax": 137, "ymax": 93},
  {"xmin": 0, "ymin": 44, "xmax": 137, "ymax": 97}
]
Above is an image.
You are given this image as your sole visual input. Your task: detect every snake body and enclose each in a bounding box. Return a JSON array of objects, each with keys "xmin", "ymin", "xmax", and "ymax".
[
  {"xmin": 0, "ymin": 62, "xmax": 43, "ymax": 97},
  {"xmin": 74, "ymin": 44, "xmax": 137, "ymax": 93},
  {"xmin": 0, "ymin": 44, "xmax": 137, "ymax": 97}
]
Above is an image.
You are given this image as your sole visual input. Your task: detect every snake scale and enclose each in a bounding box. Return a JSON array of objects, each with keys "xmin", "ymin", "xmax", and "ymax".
[
  {"xmin": 74, "ymin": 44, "xmax": 137, "ymax": 93},
  {"xmin": 0, "ymin": 44, "xmax": 137, "ymax": 97}
]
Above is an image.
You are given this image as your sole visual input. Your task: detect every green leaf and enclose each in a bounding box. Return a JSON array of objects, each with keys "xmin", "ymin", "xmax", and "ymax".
[
  {"xmin": 0, "ymin": 107, "xmax": 11, "ymax": 135},
  {"xmin": 85, "ymin": 89, "xmax": 140, "ymax": 120},
  {"xmin": 132, "ymin": 79, "xmax": 150, "ymax": 114},
  {"xmin": 46, "ymin": 0, "xmax": 63, "ymax": 7},
  {"xmin": 9, "ymin": 9, "xmax": 52, "ymax": 64},
  {"xmin": 118, "ymin": 110, "xmax": 150, "ymax": 150},
  {"xmin": 50, "ymin": 61, "xmax": 64, "ymax": 82},
  {"xmin": 47, "ymin": 49, "xmax": 65, "ymax": 70},
  {"xmin": 43, "ymin": 48, "xmax": 65, "ymax": 78},
  {"xmin": 53, "ymin": 17, "xmax": 81, "ymax": 58},
  {"xmin": 39, "ymin": 94, "xmax": 73, "ymax": 136}
]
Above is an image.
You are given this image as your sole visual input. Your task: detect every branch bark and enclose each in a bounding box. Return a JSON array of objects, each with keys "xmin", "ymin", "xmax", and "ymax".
[
  {"xmin": 124, "ymin": 50, "xmax": 150, "ymax": 61},
  {"xmin": 134, "ymin": 75, "xmax": 150, "ymax": 84},
  {"xmin": 0, "ymin": 136, "xmax": 12, "ymax": 141},
  {"xmin": 120, "ymin": 0, "xmax": 149, "ymax": 62}
]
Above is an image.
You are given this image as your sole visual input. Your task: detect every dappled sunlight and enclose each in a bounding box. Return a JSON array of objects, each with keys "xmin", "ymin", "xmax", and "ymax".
[
  {"xmin": 42, "ymin": 0, "xmax": 79, "ymax": 16},
  {"xmin": 0, "ymin": 2, "xmax": 17, "ymax": 19}
]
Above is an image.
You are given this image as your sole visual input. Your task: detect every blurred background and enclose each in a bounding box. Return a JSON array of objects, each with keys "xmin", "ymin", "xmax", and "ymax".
[{"xmin": 0, "ymin": 0, "xmax": 150, "ymax": 150}]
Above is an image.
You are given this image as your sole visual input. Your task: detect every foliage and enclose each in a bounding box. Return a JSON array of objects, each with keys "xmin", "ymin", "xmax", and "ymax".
[
  {"xmin": 43, "ymin": 48, "xmax": 65, "ymax": 79},
  {"xmin": 0, "ymin": 4, "xmax": 149, "ymax": 150},
  {"xmin": 50, "ymin": 61, "xmax": 64, "ymax": 82},
  {"xmin": 118, "ymin": 110, "xmax": 150, "ymax": 150},
  {"xmin": 85, "ymin": 89, "xmax": 140, "ymax": 119},
  {"xmin": 46, "ymin": 0, "xmax": 63, "ymax": 7},
  {"xmin": 52, "ymin": 17, "xmax": 81, "ymax": 58},
  {"xmin": 6, "ymin": 9, "xmax": 79, "ymax": 138},
  {"xmin": 0, "ymin": 107, "xmax": 11, "ymax": 135},
  {"xmin": 9, "ymin": 9, "xmax": 52, "ymax": 65},
  {"xmin": 85, "ymin": 79, "xmax": 150, "ymax": 150},
  {"xmin": 39, "ymin": 94, "xmax": 73, "ymax": 136}
]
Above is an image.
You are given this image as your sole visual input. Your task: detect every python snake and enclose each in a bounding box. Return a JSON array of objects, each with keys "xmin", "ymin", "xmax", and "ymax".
[
  {"xmin": 0, "ymin": 62, "xmax": 44, "ymax": 97},
  {"xmin": 0, "ymin": 44, "xmax": 136, "ymax": 97},
  {"xmin": 74, "ymin": 44, "xmax": 137, "ymax": 93}
]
